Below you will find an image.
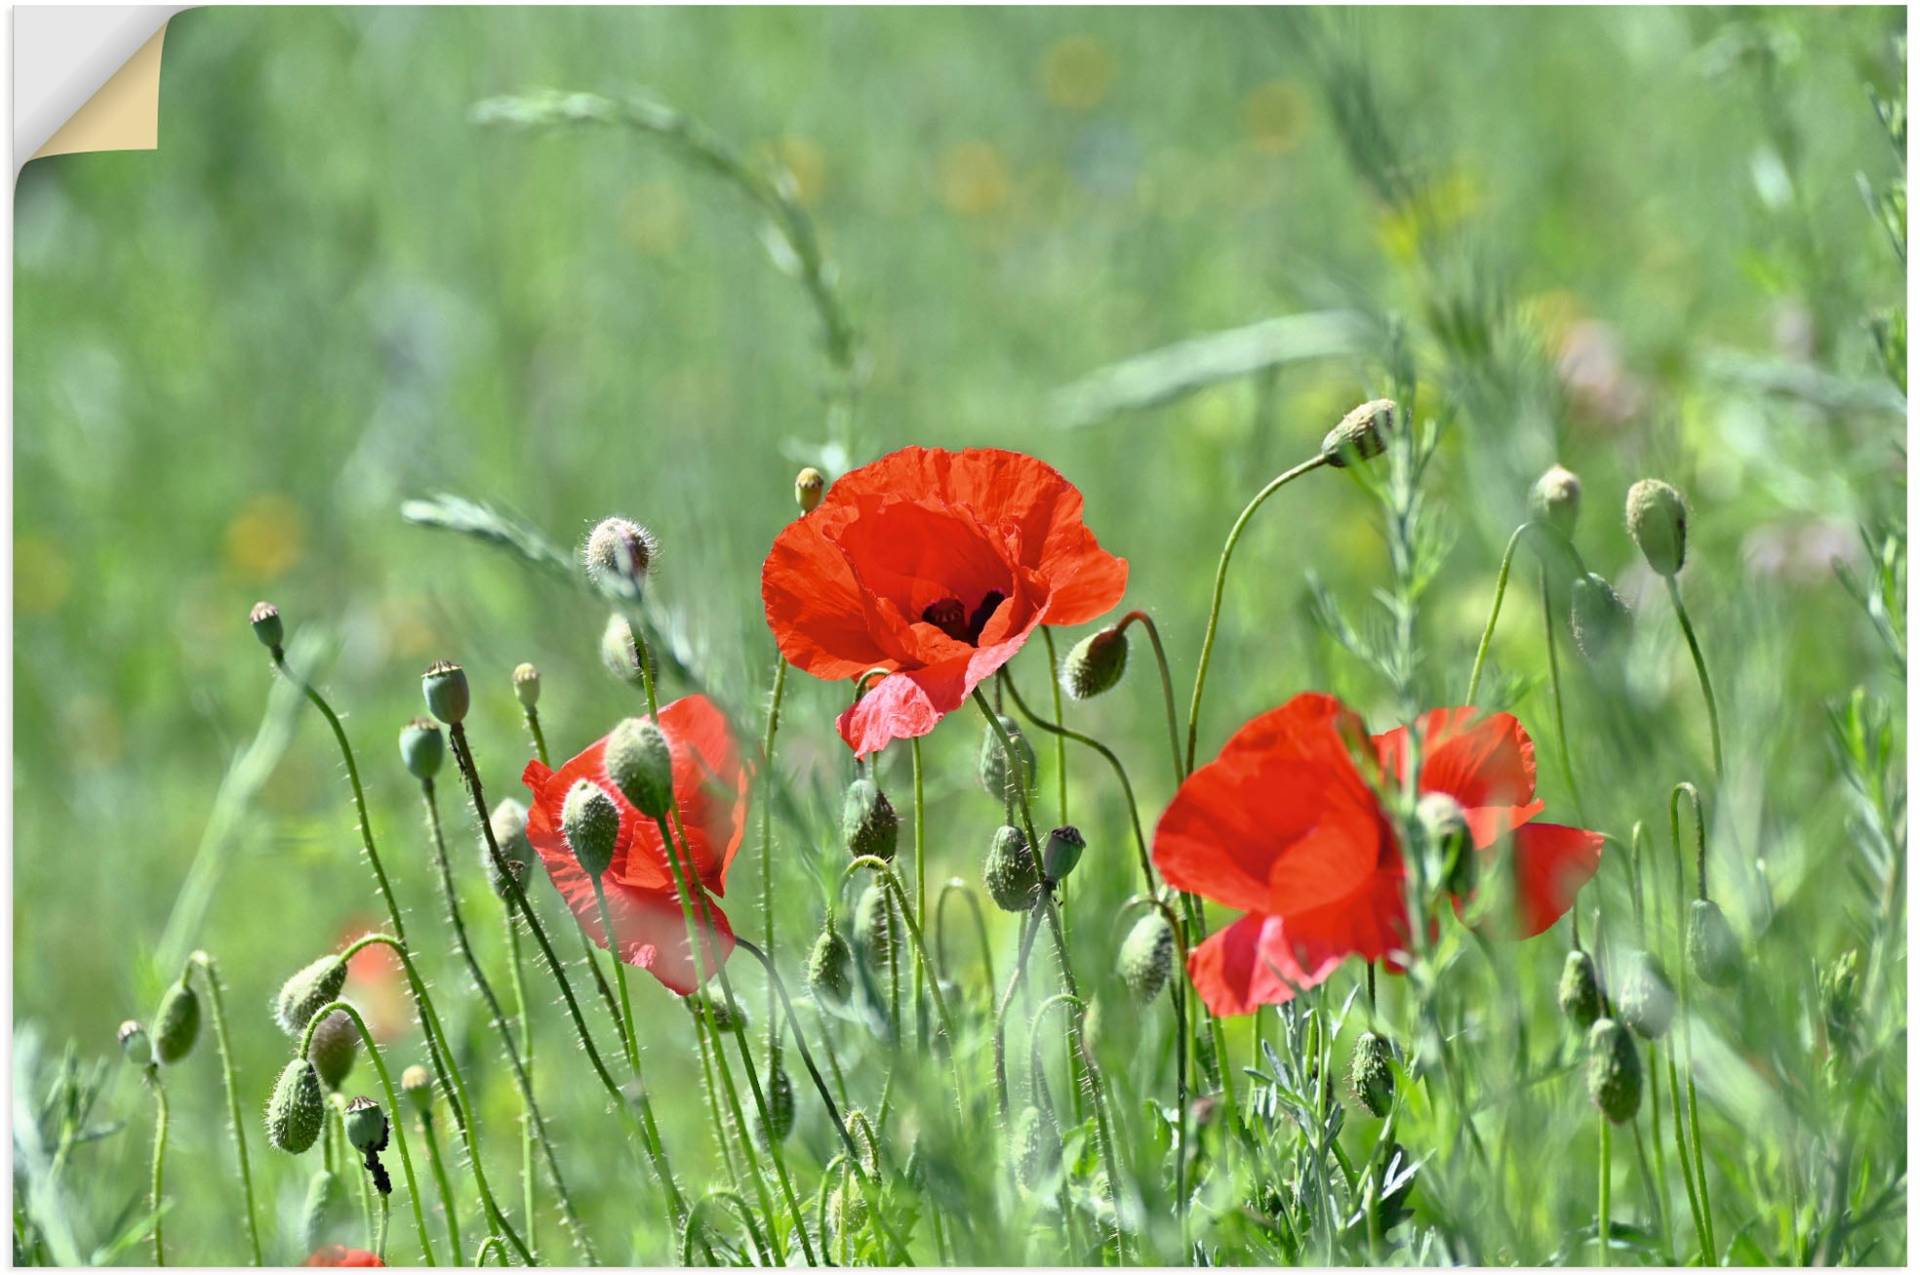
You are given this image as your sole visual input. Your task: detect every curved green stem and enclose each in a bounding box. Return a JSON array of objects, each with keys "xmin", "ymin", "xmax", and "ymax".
[
  {"xmin": 147, "ymin": 1071, "xmax": 168, "ymax": 1266},
  {"xmin": 504, "ymin": 915, "xmax": 534, "ymax": 1264},
  {"xmin": 1040, "ymin": 627, "xmax": 1069, "ymax": 826},
  {"xmin": 589, "ymin": 875, "xmax": 643, "ymax": 1076},
  {"xmin": 1669, "ymin": 783, "xmax": 1716, "ymax": 1259},
  {"xmin": 472, "ymin": 1235, "xmax": 508, "ymax": 1267},
  {"xmin": 841, "ymin": 857, "xmax": 964, "ymax": 1079},
  {"xmin": 1666, "ymin": 580, "xmax": 1724, "ymax": 780},
  {"xmin": 1540, "ymin": 565, "xmax": 1587, "ymax": 823},
  {"xmin": 415, "ymin": 1104, "xmax": 462, "ymax": 1264},
  {"xmin": 1118, "ymin": 610, "xmax": 1185, "ymax": 789},
  {"xmin": 1030, "ymin": 992, "xmax": 1128, "ymax": 1262},
  {"xmin": 681, "ymin": 1191, "xmax": 771, "ymax": 1266},
  {"xmin": 186, "ymin": 953, "xmax": 262, "ymax": 1264},
  {"xmin": 1465, "ymin": 522, "xmax": 1535, "ymax": 707},
  {"xmin": 934, "ymin": 878, "xmax": 996, "ymax": 993}
]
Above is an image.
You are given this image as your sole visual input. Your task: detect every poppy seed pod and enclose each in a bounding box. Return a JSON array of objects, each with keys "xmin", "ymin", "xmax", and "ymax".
[
  {"xmin": 400, "ymin": 1065, "xmax": 433, "ymax": 1119},
  {"xmin": 398, "ymin": 717, "xmax": 444, "ymax": 782},
  {"xmin": 267, "ymin": 1058, "xmax": 327, "ymax": 1154},
  {"xmin": 583, "ymin": 516, "xmax": 657, "ymax": 599},
  {"xmin": 300, "ymin": 1168, "xmax": 345, "ymax": 1252},
  {"xmin": 421, "ymin": 660, "xmax": 470, "ymax": 725},
  {"xmin": 1118, "ymin": 911, "xmax": 1176, "ymax": 1004},
  {"xmin": 560, "ymin": 779, "xmax": 621, "ymax": 879},
  {"xmin": 1349, "ymin": 1030, "xmax": 1395, "ymax": 1117},
  {"xmin": 984, "ymin": 825, "xmax": 1042, "ymax": 913},
  {"xmin": 249, "ymin": 600, "xmax": 284, "ymax": 651},
  {"xmin": 308, "ymin": 1010, "xmax": 359, "ymax": 1091},
  {"xmin": 274, "ymin": 955, "xmax": 349, "ymax": 1037},
  {"xmin": 1617, "ymin": 950, "xmax": 1674, "ymax": 1040},
  {"xmin": 118, "ymin": 1020, "xmax": 152, "ymax": 1067},
  {"xmin": 1012, "ymin": 1104, "xmax": 1063, "ymax": 1188},
  {"xmin": 1586, "ymin": 1017, "xmax": 1643, "ymax": 1123},
  {"xmin": 152, "ymin": 978, "xmax": 201, "ymax": 1065},
  {"xmin": 511, "ymin": 662, "xmax": 541, "ymax": 709},
  {"xmin": 483, "ymin": 798, "xmax": 534, "ymax": 899},
  {"xmin": 599, "ymin": 614, "xmax": 647, "ymax": 688},
  {"xmin": 605, "ymin": 716, "xmax": 675, "ymax": 819},
  {"xmin": 1558, "ymin": 949, "xmax": 1602, "ymax": 1030},
  {"xmin": 978, "ymin": 715, "xmax": 1038, "ymax": 805},
  {"xmin": 1687, "ymin": 898, "xmax": 1741, "ymax": 989},
  {"xmin": 343, "ymin": 1096, "xmax": 388, "ymax": 1153},
  {"xmin": 1626, "ymin": 479, "xmax": 1688, "ymax": 577},
  {"xmin": 1529, "ymin": 465, "xmax": 1583, "ymax": 539},
  {"xmin": 1042, "ymin": 825, "xmax": 1086, "ymax": 883},
  {"xmin": 841, "ymin": 778, "xmax": 899, "ymax": 862},
  {"xmin": 1569, "ymin": 572, "xmax": 1633, "ymax": 663},
  {"xmin": 754, "ymin": 1058, "xmax": 796, "ymax": 1148},
  {"xmin": 1062, "ymin": 626, "xmax": 1129, "ymax": 700},
  {"xmin": 795, "ymin": 467, "xmax": 826, "ymax": 514},
  {"xmin": 853, "ymin": 884, "xmax": 897, "ymax": 969},
  {"xmin": 808, "ymin": 921, "xmax": 855, "ymax": 1013},
  {"xmin": 1320, "ymin": 397, "xmax": 1395, "ymax": 468}
]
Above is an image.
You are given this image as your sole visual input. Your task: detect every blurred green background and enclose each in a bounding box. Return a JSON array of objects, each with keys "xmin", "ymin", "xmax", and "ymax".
[{"xmin": 13, "ymin": 5, "xmax": 1905, "ymax": 1264}]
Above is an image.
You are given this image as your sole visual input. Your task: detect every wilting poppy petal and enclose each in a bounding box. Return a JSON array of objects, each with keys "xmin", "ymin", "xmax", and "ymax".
[{"xmin": 1509, "ymin": 822, "xmax": 1605, "ymax": 937}]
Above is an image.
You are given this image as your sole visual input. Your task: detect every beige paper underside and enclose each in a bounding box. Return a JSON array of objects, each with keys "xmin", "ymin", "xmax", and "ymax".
[{"xmin": 32, "ymin": 22, "xmax": 169, "ymax": 162}]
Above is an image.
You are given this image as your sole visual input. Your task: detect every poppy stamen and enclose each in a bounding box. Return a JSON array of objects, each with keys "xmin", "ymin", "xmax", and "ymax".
[
  {"xmin": 967, "ymin": 590, "xmax": 1006, "ymax": 643},
  {"xmin": 922, "ymin": 597, "xmax": 970, "ymax": 642}
]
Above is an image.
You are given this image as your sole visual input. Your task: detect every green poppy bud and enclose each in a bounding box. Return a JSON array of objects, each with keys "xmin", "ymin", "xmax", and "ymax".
[
  {"xmin": 398, "ymin": 717, "xmax": 445, "ymax": 782},
  {"xmin": 267, "ymin": 1058, "xmax": 327, "ymax": 1154},
  {"xmin": 1416, "ymin": 791, "xmax": 1474, "ymax": 896},
  {"xmin": 1012, "ymin": 1104, "xmax": 1063, "ymax": 1188},
  {"xmin": 309, "ymin": 1010, "xmax": 359, "ymax": 1091},
  {"xmin": 483, "ymin": 798, "xmax": 534, "ymax": 899},
  {"xmin": 841, "ymin": 778, "xmax": 899, "ymax": 862},
  {"xmin": 1558, "ymin": 949, "xmax": 1602, "ymax": 1030},
  {"xmin": 808, "ymin": 921, "xmax": 854, "ymax": 1014},
  {"xmin": 274, "ymin": 954, "xmax": 349, "ymax": 1037},
  {"xmin": 689, "ymin": 990, "xmax": 749, "ymax": 1034},
  {"xmin": 249, "ymin": 600, "xmax": 284, "ymax": 651},
  {"xmin": 826, "ymin": 1182, "xmax": 870, "ymax": 1244},
  {"xmin": 1062, "ymin": 626, "xmax": 1129, "ymax": 700},
  {"xmin": 1320, "ymin": 397, "xmax": 1394, "ymax": 468},
  {"xmin": 1617, "ymin": 950, "xmax": 1674, "ymax": 1040},
  {"xmin": 583, "ymin": 516, "xmax": 657, "ymax": 601},
  {"xmin": 978, "ymin": 715, "xmax": 1037, "ymax": 805},
  {"xmin": 118, "ymin": 1020, "xmax": 151, "ymax": 1068},
  {"xmin": 1042, "ymin": 825, "xmax": 1085, "ymax": 883},
  {"xmin": 1118, "ymin": 911, "xmax": 1176, "ymax": 1004},
  {"xmin": 754, "ymin": 1057, "xmax": 796, "ymax": 1148},
  {"xmin": 152, "ymin": 978, "xmax": 201, "ymax": 1065},
  {"xmin": 599, "ymin": 613, "xmax": 646, "ymax": 688},
  {"xmin": 1687, "ymin": 898, "xmax": 1740, "ymax": 989},
  {"xmin": 1626, "ymin": 478, "xmax": 1688, "ymax": 577},
  {"xmin": 1349, "ymin": 1030, "xmax": 1395, "ymax": 1117},
  {"xmin": 343, "ymin": 1095, "xmax": 388, "ymax": 1153},
  {"xmin": 561, "ymin": 779, "xmax": 621, "ymax": 878},
  {"xmin": 1569, "ymin": 571, "xmax": 1633, "ymax": 663},
  {"xmin": 853, "ymin": 885, "xmax": 896, "ymax": 969},
  {"xmin": 984, "ymin": 825, "xmax": 1041, "ymax": 913},
  {"xmin": 300, "ymin": 1168, "xmax": 345, "ymax": 1251},
  {"xmin": 605, "ymin": 716, "xmax": 674, "ymax": 819},
  {"xmin": 1586, "ymin": 1017, "xmax": 1643, "ymax": 1123},
  {"xmin": 1529, "ymin": 465, "xmax": 1582, "ymax": 540},
  {"xmin": 511, "ymin": 662, "xmax": 541, "ymax": 709},
  {"xmin": 421, "ymin": 660, "xmax": 470, "ymax": 725},
  {"xmin": 795, "ymin": 467, "xmax": 826, "ymax": 514},
  {"xmin": 400, "ymin": 1065, "xmax": 433, "ymax": 1119}
]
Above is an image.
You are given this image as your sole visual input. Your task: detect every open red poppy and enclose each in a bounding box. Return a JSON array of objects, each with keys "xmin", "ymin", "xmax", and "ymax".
[
  {"xmin": 522, "ymin": 694, "xmax": 748, "ymax": 996},
  {"xmin": 1153, "ymin": 693, "xmax": 1603, "ymax": 1016},
  {"xmin": 303, "ymin": 1246, "xmax": 384, "ymax": 1267},
  {"xmin": 761, "ymin": 447, "xmax": 1128, "ymax": 756}
]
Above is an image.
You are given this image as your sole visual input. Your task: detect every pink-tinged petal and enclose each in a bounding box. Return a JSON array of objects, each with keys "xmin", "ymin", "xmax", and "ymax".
[
  {"xmin": 1509, "ymin": 822, "xmax": 1605, "ymax": 938},
  {"xmin": 535, "ymin": 828, "xmax": 733, "ymax": 996},
  {"xmin": 834, "ymin": 624, "xmax": 1038, "ymax": 758},
  {"xmin": 1186, "ymin": 913, "xmax": 1311, "ymax": 1016}
]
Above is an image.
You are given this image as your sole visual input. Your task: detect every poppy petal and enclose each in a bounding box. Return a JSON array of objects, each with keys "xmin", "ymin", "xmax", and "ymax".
[
  {"xmin": 762, "ymin": 510, "xmax": 895, "ymax": 680},
  {"xmin": 1376, "ymin": 708, "xmax": 1545, "ymax": 843},
  {"xmin": 1509, "ymin": 822, "xmax": 1605, "ymax": 937},
  {"xmin": 1186, "ymin": 913, "xmax": 1306, "ymax": 1016}
]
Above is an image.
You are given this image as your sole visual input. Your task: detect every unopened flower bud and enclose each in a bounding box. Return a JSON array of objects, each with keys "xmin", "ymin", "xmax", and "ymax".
[
  {"xmin": 309, "ymin": 1010, "xmax": 359, "ymax": 1091},
  {"xmin": 1569, "ymin": 572, "xmax": 1633, "ymax": 663},
  {"xmin": 826, "ymin": 1182, "xmax": 869, "ymax": 1244},
  {"xmin": 841, "ymin": 778, "xmax": 899, "ymax": 862},
  {"xmin": 1012, "ymin": 1104, "xmax": 1062, "ymax": 1188},
  {"xmin": 398, "ymin": 717, "xmax": 444, "ymax": 782},
  {"xmin": 1320, "ymin": 398, "xmax": 1395, "ymax": 468},
  {"xmin": 1529, "ymin": 465, "xmax": 1582, "ymax": 539},
  {"xmin": 754, "ymin": 1057, "xmax": 796, "ymax": 1148},
  {"xmin": 1586, "ymin": 1017, "xmax": 1643, "ymax": 1123},
  {"xmin": 267, "ymin": 1058, "xmax": 327, "ymax": 1154},
  {"xmin": 152, "ymin": 978, "xmax": 201, "ymax": 1065},
  {"xmin": 1042, "ymin": 825, "xmax": 1085, "ymax": 883},
  {"xmin": 605, "ymin": 716, "xmax": 674, "ymax": 818},
  {"xmin": 1626, "ymin": 479, "xmax": 1688, "ymax": 577},
  {"xmin": 118, "ymin": 1020, "xmax": 151, "ymax": 1067},
  {"xmin": 1349, "ymin": 1030, "xmax": 1395, "ymax": 1117},
  {"xmin": 1118, "ymin": 911, "xmax": 1175, "ymax": 1004},
  {"xmin": 583, "ymin": 516, "xmax": 657, "ymax": 600},
  {"xmin": 511, "ymin": 662, "xmax": 541, "ymax": 709},
  {"xmin": 300, "ymin": 1168, "xmax": 345, "ymax": 1252},
  {"xmin": 984, "ymin": 825, "xmax": 1041, "ymax": 913},
  {"xmin": 275, "ymin": 955, "xmax": 349, "ymax": 1037},
  {"xmin": 795, "ymin": 467, "xmax": 826, "ymax": 514},
  {"xmin": 978, "ymin": 715, "xmax": 1037, "ymax": 805},
  {"xmin": 689, "ymin": 990, "xmax": 749, "ymax": 1034},
  {"xmin": 1687, "ymin": 898, "xmax": 1740, "ymax": 989},
  {"xmin": 343, "ymin": 1096, "xmax": 388, "ymax": 1153},
  {"xmin": 1617, "ymin": 950, "xmax": 1674, "ymax": 1040},
  {"xmin": 561, "ymin": 779, "xmax": 621, "ymax": 879},
  {"xmin": 808, "ymin": 921, "xmax": 854, "ymax": 1014},
  {"xmin": 249, "ymin": 601, "xmax": 284, "ymax": 651},
  {"xmin": 421, "ymin": 660, "xmax": 470, "ymax": 725},
  {"xmin": 1417, "ymin": 791, "xmax": 1474, "ymax": 896},
  {"xmin": 484, "ymin": 799, "xmax": 534, "ymax": 899},
  {"xmin": 599, "ymin": 613, "xmax": 646, "ymax": 687},
  {"xmin": 853, "ymin": 884, "xmax": 896, "ymax": 969},
  {"xmin": 1062, "ymin": 626, "xmax": 1129, "ymax": 699},
  {"xmin": 400, "ymin": 1065, "xmax": 433, "ymax": 1118},
  {"xmin": 1558, "ymin": 949, "xmax": 1602, "ymax": 1030}
]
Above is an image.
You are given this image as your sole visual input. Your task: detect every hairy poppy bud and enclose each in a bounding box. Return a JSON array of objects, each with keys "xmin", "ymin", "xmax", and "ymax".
[
  {"xmin": 583, "ymin": 516, "xmax": 658, "ymax": 600},
  {"xmin": 1626, "ymin": 479, "xmax": 1688, "ymax": 577},
  {"xmin": 1349, "ymin": 1030, "xmax": 1395, "ymax": 1117},
  {"xmin": 826, "ymin": 1182, "xmax": 870, "ymax": 1244},
  {"xmin": 249, "ymin": 600, "xmax": 284, "ymax": 651},
  {"xmin": 853, "ymin": 885, "xmax": 896, "ymax": 969},
  {"xmin": 808, "ymin": 921, "xmax": 854, "ymax": 1013},
  {"xmin": 300, "ymin": 1168, "xmax": 345, "ymax": 1252},
  {"xmin": 795, "ymin": 467, "xmax": 826, "ymax": 514},
  {"xmin": 1687, "ymin": 898, "xmax": 1740, "ymax": 989},
  {"xmin": 1062, "ymin": 626, "xmax": 1129, "ymax": 699},
  {"xmin": 690, "ymin": 990, "xmax": 748, "ymax": 1034},
  {"xmin": 978, "ymin": 715, "xmax": 1037, "ymax": 805},
  {"xmin": 1569, "ymin": 572, "xmax": 1632, "ymax": 663},
  {"xmin": 1042, "ymin": 825, "xmax": 1086, "ymax": 882},
  {"xmin": 267, "ymin": 1058, "xmax": 327, "ymax": 1154},
  {"xmin": 118, "ymin": 1020, "xmax": 152, "ymax": 1068},
  {"xmin": 398, "ymin": 717, "xmax": 444, "ymax": 782},
  {"xmin": 1012, "ymin": 1104, "xmax": 1062, "ymax": 1188},
  {"xmin": 841, "ymin": 778, "xmax": 899, "ymax": 862},
  {"xmin": 984, "ymin": 825, "xmax": 1041, "ymax": 913},
  {"xmin": 309, "ymin": 1010, "xmax": 359, "ymax": 1091},
  {"xmin": 599, "ymin": 614, "xmax": 646, "ymax": 688},
  {"xmin": 343, "ymin": 1096, "xmax": 388, "ymax": 1153},
  {"xmin": 1529, "ymin": 465, "xmax": 1583, "ymax": 539},
  {"xmin": 484, "ymin": 798, "xmax": 534, "ymax": 898},
  {"xmin": 605, "ymin": 716, "xmax": 674, "ymax": 819},
  {"xmin": 400, "ymin": 1065, "xmax": 433, "ymax": 1118},
  {"xmin": 1118, "ymin": 911, "xmax": 1175, "ymax": 1004},
  {"xmin": 1617, "ymin": 950, "xmax": 1674, "ymax": 1040},
  {"xmin": 511, "ymin": 662, "xmax": 541, "ymax": 709},
  {"xmin": 1586, "ymin": 1017, "xmax": 1643, "ymax": 1123},
  {"xmin": 561, "ymin": 779, "xmax": 621, "ymax": 879},
  {"xmin": 152, "ymin": 978, "xmax": 201, "ymax": 1065},
  {"xmin": 755, "ymin": 1057, "xmax": 796, "ymax": 1148},
  {"xmin": 1558, "ymin": 949, "xmax": 1602, "ymax": 1030},
  {"xmin": 1320, "ymin": 397, "xmax": 1395, "ymax": 468},
  {"xmin": 1416, "ymin": 791, "xmax": 1474, "ymax": 896},
  {"xmin": 421, "ymin": 660, "xmax": 470, "ymax": 725},
  {"xmin": 275, "ymin": 955, "xmax": 349, "ymax": 1037}
]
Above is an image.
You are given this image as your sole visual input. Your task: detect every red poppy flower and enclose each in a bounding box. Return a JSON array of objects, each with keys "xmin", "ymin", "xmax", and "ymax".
[
  {"xmin": 1153, "ymin": 693, "xmax": 1603, "ymax": 1016},
  {"xmin": 522, "ymin": 694, "xmax": 748, "ymax": 996},
  {"xmin": 761, "ymin": 447, "xmax": 1128, "ymax": 757},
  {"xmin": 303, "ymin": 1246, "xmax": 384, "ymax": 1267}
]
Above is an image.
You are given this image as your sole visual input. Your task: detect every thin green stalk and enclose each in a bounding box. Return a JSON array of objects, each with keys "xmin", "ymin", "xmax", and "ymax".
[
  {"xmin": 1670, "ymin": 782, "xmax": 1716, "ymax": 1259},
  {"xmin": 1033, "ymin": 992, "xmax": 1128, "ymax": 1262},
  {"xmin": 504, "ymin": 916, "xmax": 535, "ymax": 1265},
  {"xmin": 1598, "ymin": 1115, "xmax": 1612, "ymax": 1266},
  {"xmin": 912, "ymin": 736, "xmax": 929, "ymax": 1051},
  {"xmin": 472, "ymin": 1236, "xmax": 508, "ymax": 1267},
  {"xmin": 353, "ymin": 1104, "xmax": 375, "ymax": 1249},
  {"xmin": 1118, "ymin": 610, "xmax": 1185, "ymax": 788},
  {"xmin": 1539, "ymin": 565, "xmax": 1587, "ymax": 823},
  {"xmin": 934, "ymin": 878, "xmax": 996, "ymax": 993},
  {"xmin": 146, "ymin": 1071, "xmax": 168, "ymax": 1266},
  {"xmin": 1666, "ymin": 579, "xmax": 1725, "ymax": 780},
  {"xmin": 589, "ymin": 876, "xmax": 643, "ymax": 1074},
  {"xmin": 186, "ymin": 953, "xmax": 262, "ymax": 1265},
  {"xmin": 760, "ymin": 657, "xmax": 789, "ymax": 1041},
  {"xmin": 416, "ymin": 1100, "xmax": 463, "ymax": 1264},
  {"xmin": 841, "ymin": 856, "xmax": 965, "ymax": 1100},
  {"xmin": 1464, "ymin": 521, "xmax": 1534, "ymax": 707},
  {"xmin": 523, "ymin": 706, "xmax": 551, "ymax": 768},
  {"xmin": 1041, "ymin": 626, "xmax": 1069, "ymax": 826}
]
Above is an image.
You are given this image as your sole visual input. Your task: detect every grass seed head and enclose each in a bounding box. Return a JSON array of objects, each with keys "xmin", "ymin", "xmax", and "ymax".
[
  {"xmin": 841, "ymin": 777, "xmax": 899, "ymax": 862},
  {"xmin": 1118, "ymin": 910, "xmax": 1175, "ymax": 1004},
  {"xmin": 560, "ymin": 779, "xmax": 621, "ymax": 878},
  {"xmin": 1586, "ymin": 1016, "xmax": 1644, "ymax": 1123},
  {"xmin": 398, "ymin": 717, "xmax": 445, "ymax": 782},
  {"xmin": 1320, "ymin": 397, "xmax": 1395, "ymax": 468},
  {"xmin": 605, "ymin": 716, "xmax": 675, "ymax": 818},
  {"xmin": 420, "ymin": 660, "xmax": 470, "ymax": 725},
  {"xmin": 984, "ymin": 825, "xmax": 1041, "ymax": 912},
  {"xmin": 152, "ymin": 978, "xmax": 201, "ymax": 1065},
  {"xmin": 1062, "ymin": 625, "xmax": 1129, "ymax": 699},
  {"xmin": 267, "ymin": 1058, "xmax": 326, "ymax": 1154},
  {"xmin": 1626, "ymin": 478, "xmax": 1688, "ymax": 577},
  {"xmin": 274, "ymin": 954, "xmax": 349, "ymax": 1037}
]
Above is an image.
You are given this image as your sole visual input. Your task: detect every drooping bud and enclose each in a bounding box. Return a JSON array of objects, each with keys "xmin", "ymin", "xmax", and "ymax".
[
  {"xmin": 398, "ymin": 717, "xmax": 445, "ymax": 782},
  {"xmin": 1569, "ymin": 572, "xmax": 1633, "ymax": 663},
  {"xmin": 1061, "ymin": 626, "xmax": 1129, "ymax": 700},
  {"xmin": 599, "ymin": 614, "xmax": 646, "ymax": 688},
  {"xmin": 841, "ymin": 778, "xmax": 899, "ymax": 862},
  {"xmin": 1416, "ymin": 791, "xmax": 1474, "ymax": 896},
  {"xmin": 807, "ymin": 921, "xmax": 854, "ymax": 1014},
  {"xmin": 249, "ymin": 600, "xmax": 285, "ymax": 651},
  {"xmin": 689, "ymin": 990, "xmax": 749, "ymax": 1034},
  {"xmin": 343, "ymin": 1096, "xmax": 389, "ymax": 1153},
  {"xmin": 1558, "ymin": 949, "xmax": 1602, "ymax": 1030},
  {"xmin": 1349, "ymin": 1030, "xmax": 1395, "ymax": 1117},
  {"xmin": 825, "ymin": 1182, "xmax": 870, "ymax": 1245},
  {"xmin": 511, "ymin": 662, "xmax": 541, "ymax": 710},
  {"xmin": 1118, "ymin": 911, "xmax": 1175, "ymax": 1004},
  {"xmin": 1529, "ymin": 465, "xmax": 1583, "ymax": 539},
  {"xmin": 400, "ymin": 1065, "xmax": 433, "ymax": 1119},
  {"xmin": 421, "ymin": 660, "xmax": 470, "ymax": 725},
  {"xmin": 978, "ymin": 715, "xmax": 1037, "ymax": 805},
  {"xmin": 1011, "ymin": 1104, "xmax": 1063, "ymax": 1188},
  {"xmin": 1586, "ymin": 1017, "xmax": 1643, "ymax": 1123},
  {"xmin": 267, "ymin": 1058, "xmax": 327, "ymax": 1154},
  {"xmin": 274, "ymin": 955, "xmax": 349, "ymax": 1037},
  {"xmin": 984, "ymin": 825, "xmax": 1041, "ymax": 913},
  {"xmin": 1042, "ymin": 825, "xmax": 1086, "ymax": 883},
  {"xmin": 754, "ymin": 1057, "xmax": 796, "ymax": 1148},
  {"xmin": 152, "ymin": 978, "xmax": 201, "ymax": 1065},
  {"xmin": 1320, "ymin": 398, "xmax": 1395, "ymax": 468},
  {"xmin": 1687, "ymin": 899, "xmax": 1740, "ymax": 989},
  {"xmin": 309, "ymin": 1010, "xmax": 359, "ymax": 1091},
  {"xmin": 1617, "ymin": 950, "xmax": 1674, "ymax": 1040},
  {"xmin": 853, "ymin": 885, "xmax": 896, "ymax": 969},
  {"xmin": 605, "ymin": 716, "xmax": 675, "ymax": 819},
  {"xmin": 483, "ymin": 798, "xmax": 534, "ymax": 898},
  {"xmin": 583, "ymin": 516, "xmax": 657, "ymax": 600},
  {"xmin": 300, "ymin": 1168, "xmax": 346, "ymax": 1252},
  {"xmin": 561, "ymin": 779, "xmax": 621, "ymax": 879},
  {"xmin": 1626, "ymin": 479, "xmax": 1688, "ymax": 577},
  {"xmin": 118, "ymin": 1020, "xmax": 152, "ymax": 1068},
  {"xmin": 795, "ymin": 467, "xmax": 826, "ymax": 514}
]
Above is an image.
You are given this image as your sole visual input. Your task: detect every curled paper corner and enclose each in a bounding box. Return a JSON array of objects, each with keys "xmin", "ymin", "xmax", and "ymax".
[{"xmin": 16, "ymin": 6, "xmax": 188, "ymax": 177}]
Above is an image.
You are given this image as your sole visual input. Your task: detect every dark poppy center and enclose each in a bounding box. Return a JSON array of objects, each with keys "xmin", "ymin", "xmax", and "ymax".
[{"xmin": 922, "ymin": 590, "xmax": 1006, "ymax": 645}]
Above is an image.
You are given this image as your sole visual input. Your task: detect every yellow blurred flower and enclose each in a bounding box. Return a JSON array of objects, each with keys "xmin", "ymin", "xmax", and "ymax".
[
  {"xmin": 767, "ymin": 136, "xmax": 828, "ymax": 208},
  {"xmin": 1241, "ymin": 81, "xmax": 1309, "ymax": 156},
  {"xmin": 1375, "ymin": 167, "xmax": 1482, "ymax": 264},
  {"xmin": 939, "ymin": 142, "xmax": 1011, "ymax": 218},
  {"xmin": 15, "ymin": 535, "xmax": 71, "ymax": 615},
  {"xmin": 1043, "ymin": 36, "xmax": 1114, "ymax": 111},
  {"xmin": 224, "ymin": 494, "xmax": 304, "ymax": 581},
  {"xmin": 621, "ymin": 179, "xmax": 689, "ymax": 257}
]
